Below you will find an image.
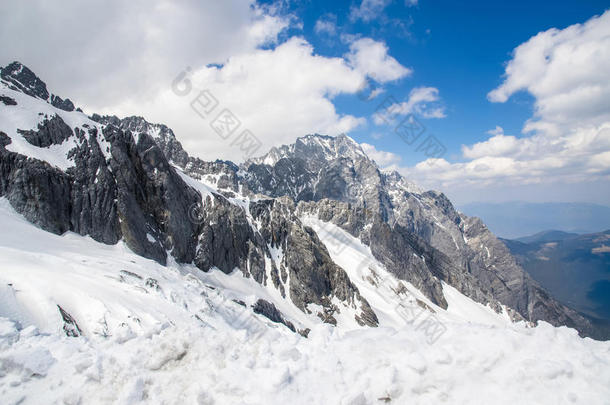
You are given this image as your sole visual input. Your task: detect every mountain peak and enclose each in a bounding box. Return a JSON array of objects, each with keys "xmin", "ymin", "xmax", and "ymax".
[
  {"xmin": 0, "ymin": 61, "xmax": 75, "ymax": 112},
  {"xmin": 247, "ymin": 133, "xmax": 367, "ymax": 168},
  {"xmin": 296, "ymin": 133, "xmax": 363, "ymax": 152},
  {"xmin": 515, "ymin": 230, "xmax": 580, "ymax": 244},
  {"xmin": 0, "ymin": 61, "xmax": 49, "ymax": 101}
]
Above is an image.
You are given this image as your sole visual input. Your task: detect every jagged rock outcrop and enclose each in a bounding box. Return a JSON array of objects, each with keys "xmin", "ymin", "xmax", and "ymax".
[
  {"xmin": 91, "ymin": 114, "xmax": 241, "ymax": 193},
  {"xmin": 1, "ymin": 95, "xmax": 17, "ymax": 106},
  {"xmin": 0, "ymin": 145, "xmax": 73, "ymax": 235},
  {"xmin": 17, "ymin": 114, "xmax": 73, "ymax": 147},
  {"xmin": 1, "ymin": 61, "xmax": 50, "ymax": 100},
  {"xmin": 57, "ymin": 305, "xmax": 82, "ymax": 337},
  {"xmin": 50, "ymin": 94, "xmax": 75, "ymax": 112},
  {"xmin": 252, "ymin": 299, "xmax": 296, "ymax": 332},
  {"xmin": 0, "ymin": 61, "xmax": 74, "ymax": 111}
]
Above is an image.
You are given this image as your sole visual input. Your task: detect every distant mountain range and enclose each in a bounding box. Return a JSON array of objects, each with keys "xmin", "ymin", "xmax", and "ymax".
[
  {"xmin": 0, "ymin": 61, "xmax": 603, "ymax": 339},
  {"xmin": 502, "ymin": 229, "xmax": 610, "ymax": 334},
  {"xmin": 459, "ymin": 202, "xmax": 610, "ymax": 239},
  {"xmin": 515, "ymin": 230, "xmax": 580, "ymax": 244}
]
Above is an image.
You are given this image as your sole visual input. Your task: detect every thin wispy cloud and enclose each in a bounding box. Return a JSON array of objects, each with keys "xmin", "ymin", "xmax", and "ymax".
[
  {"xmin": 373, "ymin": 86, "xmax": 445, "ymax": 125},
  {"xmin": 314, "ymin": 13, "xmax": 337, "ymax": 36},
  {"xmin": 349, "ymin": 0, "xmax": 393, "ymax": 23}
]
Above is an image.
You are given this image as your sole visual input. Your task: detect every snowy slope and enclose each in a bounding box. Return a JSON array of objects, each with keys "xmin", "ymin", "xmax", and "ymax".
[
  {"xmin": 301, "ymin": 216, "xmax": 516, "ymax": 329},
  {"xmin": 0, "ymin": 83, "xmax": 110, "ymax": 171},
  {"xmin": 1, "ymin": 199, "xmax": 610, "ymax": 404}
]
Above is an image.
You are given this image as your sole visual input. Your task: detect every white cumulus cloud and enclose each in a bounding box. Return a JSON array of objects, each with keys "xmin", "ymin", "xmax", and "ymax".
[
  {"xmin": 361, "ymin": 143, "xmax": 402, "ymax": 167},
  {"xmin": 0, "ymin": 1, "xmax": 413, "ymax": 163},
  {"xmin": 346, "ymin": 38, "xmax": 412, "ymax": 82},
  {"xmin": 110, "ymin": 35, "xmax": 413, "ymax": 161},
  {"xmin": 383, "ymin": 11, "xmax": 610, "ymax": 204},
  {"xmin": 373, "ymin": 86, "xmax": 445, "ymax": 125},
  {"xmin": 0, "ymin": 0, "xmax": 291, "ymax": 110},
  {"xmin": 488, "ymin": 10, "xmax": 610, "ymax": 135}
]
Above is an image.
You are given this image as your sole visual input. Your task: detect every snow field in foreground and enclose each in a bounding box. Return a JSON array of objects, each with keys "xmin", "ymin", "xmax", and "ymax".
[{"xmin": 0, "ymin": 199, "xmax": 609, "ymax": 404}]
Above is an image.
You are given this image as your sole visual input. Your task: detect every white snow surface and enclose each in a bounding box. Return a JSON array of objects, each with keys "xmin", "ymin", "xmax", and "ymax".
[
  {"xmin": 0, "ymin": 83, "xmax": 106, "ymax": 171},
  {"xmin": 0, "ymin": 201, "xmax": 609, "ymax": 404}
]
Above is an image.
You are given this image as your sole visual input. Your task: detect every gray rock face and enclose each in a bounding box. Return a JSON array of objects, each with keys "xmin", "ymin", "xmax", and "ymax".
[
  {"xmin": 0, "ymin": 132, "xmax": 10, "ymax": 147},
  {"xmin": 285, "ymin": 220, "xmax": 360, "ymax": 321},
  {"xmin": 17, "ymin": 114, "xmax": 73, "ymax": 147},
  {"xmin": 0, "ymin": 113, "xmax": 204, "ymax": 264},
  {"xmin": 0, "ymin": 146, "xmax": 72, "ymax": 235},
  {"xmin": 297, "ymin": 199, "xmax": 494, "ymax": 312},
  {"xmin": 248, "ymin": 196, "xmax": 378, "ymax": 327},
  {"xmin": 50, "ymin": 95, "xmax": 75, "ymax": 112},
  {"xmin": 91, "ymin": 114, "xmax": 242, "ymax": 193},
  {"xmin": 460, "ymin": 215, "xmax": 596, "ymax": 335},
  {"xmin": 245, "ymin": 158, "xmax": 316, "ymax": 201},
  {"xmin": 103, "ymin": 124, "xmax": 203, "ymax": 264},
  {"xmin": 193, "ymin": 193, "xmax": 263, "ymax": 278},
  {"xmin": 252, "ymin": 299, "xmax": 296, "ymax": 332},
  {"xmin": 190, "ymin": 191, "xmax": 378, "ymax": 326},
  {"xmin": 0, "ymin": 95, "xmax": 17, "ymax": 106},
  {"xmin": 1, "ymin": 61, "xmax": 50, "ymax": 100},
  {"xmin": 67, "ymin": 126, "xmax": 120, "ymax": 245},
  {"xmin": 57, "ymin": 305, "xmax": 82, "ymax": 337}
]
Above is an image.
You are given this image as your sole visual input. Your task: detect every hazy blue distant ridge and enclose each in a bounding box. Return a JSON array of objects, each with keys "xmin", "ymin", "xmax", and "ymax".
[{"xmin": 459, "ymin": 202, "xmax": 610, "ymax": 239}]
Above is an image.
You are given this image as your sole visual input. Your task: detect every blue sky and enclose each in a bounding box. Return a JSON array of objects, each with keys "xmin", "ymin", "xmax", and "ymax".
[
  {"xmin": 2, "ymin": 0, "xmax": 609, "ymax": 205},
  {"xmin": 271, "ymin": 0, "xmax": 609, "ymax": 166}
]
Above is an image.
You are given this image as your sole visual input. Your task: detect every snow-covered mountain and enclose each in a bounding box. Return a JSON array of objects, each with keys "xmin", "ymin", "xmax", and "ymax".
[{"xmin": 1, "ymin": 62, "xmax": 609, "ymax": 404}]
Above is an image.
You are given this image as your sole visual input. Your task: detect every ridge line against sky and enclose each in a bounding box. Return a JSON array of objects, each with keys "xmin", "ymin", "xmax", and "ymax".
[{"xmin": 1, "ymin": 0, "xmax": 609, "ymax": 205}]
